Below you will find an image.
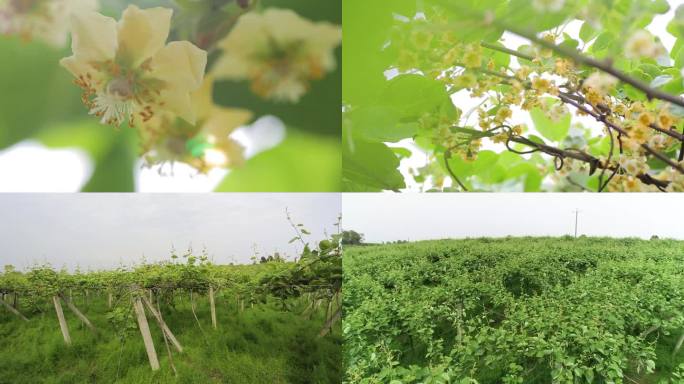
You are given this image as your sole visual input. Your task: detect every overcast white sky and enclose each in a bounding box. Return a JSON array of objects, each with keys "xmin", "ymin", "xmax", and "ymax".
[
  {"xmin": 343, "ymin": 193, "xmax": 684, "ymax": 242},
  {"xmin": 0, "ymin": 193, "xmax": 340, "ymax": 271}
]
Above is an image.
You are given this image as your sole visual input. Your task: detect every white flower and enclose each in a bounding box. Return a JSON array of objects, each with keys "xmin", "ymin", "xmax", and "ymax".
[
  {"xmin": 583, "ymin": 72, "xmax": 618, "ymax": 95},
  {"xmin": 619, "ymin": 155, "xmax": 649, "ymax": 176},
  {"xmin": 0, "ymin": 0, "xmax": 97, "ymax": 47},
  {"xmin": 624, "ymin": 30, "xmax": 666, "ymax": 59},
  {"xmin": 532, "ymin": 0, "xmax": 565, "ymax": 13},
  {"xmin": 59, "ymin": 5, "xmax": 207, "ymax": 127},
  {"xmin": 140, "ymin": 75, "xmax": 251, "ymax": 173},
  {"xmin": 212, "ymin": 8, "xmax": 341, "ymax": 103},
  {"xmin": 648, "ymin": 134, "xmax": 667, "ymax": 148}
]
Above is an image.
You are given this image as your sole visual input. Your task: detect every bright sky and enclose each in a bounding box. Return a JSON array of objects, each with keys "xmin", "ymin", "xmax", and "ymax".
[
  {"xmin": 0, "ymin": 193, "xmax": 340, "ymax": 271},
  {"xmin": 396, "ymin": 0, "xmax": 684, "ymax": 191},
  {"xmin": 343, "ymin": 193, "xmax": 684, "ymax": 242}
]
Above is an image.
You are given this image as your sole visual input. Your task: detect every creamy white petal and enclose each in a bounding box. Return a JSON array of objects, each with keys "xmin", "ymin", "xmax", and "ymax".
[
  {"xmin": 70, "ymin": 10, "xmax": 117, "ymax": 62},
  {"xmin": 117, "ymin": 5, "xmax": 172, "ymax": 66},
  {"xmin": 159, "ymin": 89, "xmax": 196, "ymax": 124},
  {"xmin": 150, "ymin": 41, "xmax": 207, "ymax": 90}
]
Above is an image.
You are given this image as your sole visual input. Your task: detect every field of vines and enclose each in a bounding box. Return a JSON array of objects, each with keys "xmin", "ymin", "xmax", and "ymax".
[
  {"xmin": 0, "ymin": 236, "xmax": 341, "ymax": 383},
  {"xmin": 344, "ymin": 237, "xmax": 684, "ymax": 384}
]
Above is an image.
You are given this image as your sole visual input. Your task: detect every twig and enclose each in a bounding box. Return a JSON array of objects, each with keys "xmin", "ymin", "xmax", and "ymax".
[
  {"xmin": 505, "ymin": 26, "xmax": 684, "ymax": 108},
  {"xmin": 480, "ymin": 41, "xmax": 533, "ymax": 62},
  {"xmin": 443, "ymin": 150, "xmax": 469, "ymax": 191}
]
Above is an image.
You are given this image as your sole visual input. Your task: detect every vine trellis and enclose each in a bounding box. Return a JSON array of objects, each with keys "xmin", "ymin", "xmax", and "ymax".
[{"xmin": 0, "ymin": 228, "xmax": 341, "ymax": 372}]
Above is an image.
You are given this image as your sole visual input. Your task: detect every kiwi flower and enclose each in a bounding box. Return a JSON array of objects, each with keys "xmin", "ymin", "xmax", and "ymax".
[
  {"xmin": 212, "ymin": 8, "xmax": 341, "ymax": 103},
  {"xmin": 140, "ymin": 75, "xmax": 251, "ymax": 173},
  {"xmin": 60, "ymin": 5, "xmax": 207, "ymax": 127}
]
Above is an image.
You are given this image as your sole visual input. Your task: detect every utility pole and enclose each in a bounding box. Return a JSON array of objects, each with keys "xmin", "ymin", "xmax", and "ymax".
[{"xmin": 573, "ymin": 209, "xmax": 580, "ymax": 238}]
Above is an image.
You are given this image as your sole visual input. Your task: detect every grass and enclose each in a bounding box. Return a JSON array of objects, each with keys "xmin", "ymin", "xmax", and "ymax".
[{"xmin": 0, "ymin": 293, "xmax": 341, "ymax": 384}]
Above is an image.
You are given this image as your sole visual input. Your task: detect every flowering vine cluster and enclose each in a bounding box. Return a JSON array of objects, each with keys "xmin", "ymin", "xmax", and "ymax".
[{"xmin": 384, "ymin": 1, "xmax": 684, "ymax": 192}]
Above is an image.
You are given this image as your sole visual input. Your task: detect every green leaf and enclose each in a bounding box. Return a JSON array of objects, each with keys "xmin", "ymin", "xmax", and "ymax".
[
  {"xmin": 391, "ymin": 147, "xmax": 412, "ymax": 159},
  {"xmin": 638, "ymin": 63, "xmax": 661, "ymax": 79},
  {"xmin": 35, "ymin": 120, "xmax": 118, "ymax": 160},
  {"xmin": 579, "ymin": 22, "xmax": 598, "ymax": 43},
  {"xmin": 472, "ymin": 150, "xmax": 498, "ymax": 173},
  {"xmin": 668, "ymin": 5, "xmax": 684, "ymax": 39},
  {"xmin": 349, "ymin": 106, "xmax": 417, "ymax": 142},
  {"xmin": 590, "ymin": 32, "xmax": 615, "ymax": 54},
  {"xmin": 343, "ymin": 135, "xmax": 405, "ymax": 191},
  {"xmin": 504, "ymin": 0, "xmax": 569, "ymax": 32},
  {"xmin": 560, "ymin": 34, "xmax": 579, "ymax": 51},
  {"xmin": 379, "ymin": 74, "xmax": 450, "ymax": 118},
  {"xmin": 484, "ymin": 42, "xmax": 510, "ymax": 70},
  {"xmin": 81, "ymin": 128, "xmax": 137, "ymax": 192},
  {"xmin": 529, "ymin": 98, "xmax": 571, "ymax": 142},
  {"xmin": 0, "ymin": 38, "xmax": 84, "ymax": 150},
  {"xmin": 343, "ymin": 0, "xmax": 415, "ymax": 105},
  {"xmin": 661, "ymin": 75, "xmax": 684, "ymax": 95},
  {"xmin": 215, "ymin": 130, "xmax": 341, "ymax": 192},
  {"xmin": 527, "ymin": 135, "xmax": 546, "ymax": 145}
]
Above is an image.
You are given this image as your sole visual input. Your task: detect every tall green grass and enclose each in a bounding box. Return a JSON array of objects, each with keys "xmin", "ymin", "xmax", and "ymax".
[{"xmin": 0, "ymin": 294, "xmax": 340, "ymax": 383}]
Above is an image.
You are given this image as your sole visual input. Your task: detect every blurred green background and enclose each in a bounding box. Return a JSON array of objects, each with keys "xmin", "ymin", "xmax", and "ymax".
[{"xmin": 0, "ymin": 0, "xmax": 340, "ymax": 192}]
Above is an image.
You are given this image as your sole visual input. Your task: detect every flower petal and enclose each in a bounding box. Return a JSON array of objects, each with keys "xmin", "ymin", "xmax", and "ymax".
[
  {"xmin": 265, "ymin": 9, "xmax": 313, "ymax": 44},
  {"xmin": 212, "ymin": 12, "xmax": 267, "ymax": 79},
  {"xmin": 159, "ymin": 89, "xmax": 196, "ymax": 124},
  {"xmin": 202, "ymin": 107, "xmax": 253, "ymax": 137},
  {"xmin": 191, "ymin": 75, "xmax": 215, "ymax": 122},
  {"xmin": 211, "ymin": 55, "xmax": 250, "ymax": 79},
  {"xmin": 150, "ymin": 41, "xmax": 207, "ymax": 91},
  {"xmin": 70, "ymin": 10, "xmax": 118, "ymax": 62},
  {"xmin": 59, "ymin": 55, "xmax": 90, "ymax": 77},
  {"xmin": 117, "ymin": 5, "xmax": 172, "ymax": 66}
]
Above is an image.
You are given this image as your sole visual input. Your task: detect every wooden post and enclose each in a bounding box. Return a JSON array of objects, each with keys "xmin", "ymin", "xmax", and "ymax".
[
  {"xmin": 0, "ymin": 298, "xmax": 28, "ymax": 321},
  {"xmin": 108, "ymin": 292, "xmax": 113, "ymax": 309},
  {"xmin": 209, "ymin": 287, "xmax": 217, "ymax": 330},
  {"xmin": 60, "ymin": 294, "xmax": 96, "ymax": 333},
  {"xmin": 318, "ymin": 307, "xmax": 341, "ymax": 337},
  {"xmin": 673, "ymin": 331, "xmax": 684, "ymax": 358},
  {"xmin": 53, "ymin": 296, "xmax": 71, "ymax": 345},
  {"xmin": 141, "ymin": 296, "xmax": 183, "ymax": 353},
  {"xmin": 133, "ymin": 298, "xmax": 159, "ymax": 371}
]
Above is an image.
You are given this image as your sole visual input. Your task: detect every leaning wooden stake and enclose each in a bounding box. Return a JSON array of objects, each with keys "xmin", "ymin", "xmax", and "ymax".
[
  {"xmin": 673, "ymin": 331, "xmax": 684, "ymax": 358},
  {"xmin": 133, "ymin": 298, "xmax": 159, "ymax": 371},
  {"xmin": 53, "ymin": 296, "xmax": 71, "ymax": 345},
  {"xmin": 141, "ymin": 296, "xmax": 183, "ymax": 353},
  {"xmin": 60, "ymin": 294, "xmax": 96, "ymax": 333},
  {"xmin": 0, "ymin": 298, "xmax": 28, "ymax": 321},
  {"xmin": 209, "ymin": 287, "xmax": 217, "ymax": 330},
  {"xmin": 318, "ymin": 307, "xmax": 341, "ymax": 337},
  {"xmin": 189, "ymin": 291, "xmax": 205, "ymax": 334}
]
